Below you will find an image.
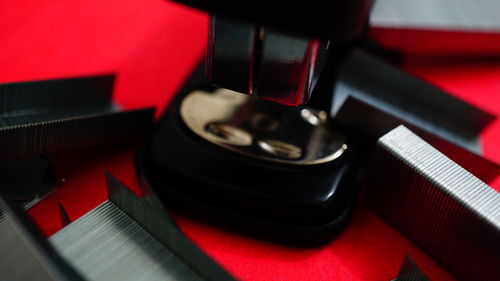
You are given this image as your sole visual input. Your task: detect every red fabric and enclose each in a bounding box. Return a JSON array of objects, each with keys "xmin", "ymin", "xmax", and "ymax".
[
  {"xmin": 370, "ymin": 27, "xmax": 500, "ymax": 59},
  {"xmin": 1, "ymin": 1, "xmax": 499, "ymax": 281}
]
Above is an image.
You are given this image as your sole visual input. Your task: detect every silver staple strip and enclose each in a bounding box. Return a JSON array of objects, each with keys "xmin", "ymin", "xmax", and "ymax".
[
  {"xmin": 1, "ymin": 173, "xmax": 236, "ymax": 281},
  {"xmin": 0, "ymin": 108, "xmax": 155, "ymax": 161},
  {"xmin": 0, "ymin": 218, "xmax": 67, "ymax": 281},
  {"xmin": 332, "ymin": 50, "xmax": 495, "ymax": 155},
  {"xmin": 371, "ymin": 0, "xmax": 500, "ymax": 31},
  {"xmin": 0, "ymin": 196, "xmax": 85, "ymax": 281},
  {"xmin": 0, "ymin": 75, "xmax": 155, "ymax": 162},
  {"xmin": 47, "ymin": 173, "xmax": 236, "ymax": 281},
  {"xmin": 365, "ymin": 125, "xmax": 500, "ymax": 281},
  {"xmin": 50, "ymin": 201, "xmax": 204, "ymax": 281}
]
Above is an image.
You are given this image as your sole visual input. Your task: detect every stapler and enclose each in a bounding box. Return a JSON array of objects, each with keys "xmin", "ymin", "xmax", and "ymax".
[
  {"xmin": 138, "ymin": 0, "xmax": 499, "ymax": 249},
  {"xmin": 137, "ymin": 0, "xmax": 374, "ymax": 245}
]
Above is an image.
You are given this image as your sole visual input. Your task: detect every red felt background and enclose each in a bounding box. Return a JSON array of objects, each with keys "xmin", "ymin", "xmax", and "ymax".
[{"xmin": 1, "ymin": 1, "xmax": 499, "ymax": 281}]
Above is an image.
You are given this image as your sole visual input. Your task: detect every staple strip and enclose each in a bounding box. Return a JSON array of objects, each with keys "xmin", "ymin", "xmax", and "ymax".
[
  {"xmin": 2, "ymin": 173, "xmax": 235, "ymax": 281},
  {"xmin": 394, "ymin": 256, "xmax": 429, "ymax": 281},
  {"xmin": 0, "ymin": 108, "xmax": 154, "ymax": 161},
  {"xmin": 365, "ymin": 125, "xmax": 500, "ymax": 281},
  {"xmin": 50, "ymin": 201, "xmax": 203, "ymax": 281},
  {"xmin": 0, "ymin": 75, "xmax": 154, "ymax": 161},
  {"xmin": 332, "ymin": 50, "xmax": 495, "ymax": 154},
  {"xmin": 0, "ymin": 217, "xmax": 67, "ymax": 281},
  {"xmin": 0, "ymin": 75, "xmax": 113, "ymax": 115},
  {"xmin": 0, "ymin": 196, "xmax": 85, "ymax": 281},
  {"xmin": 48, "ymin": 173, "xmax": 236, "ymax": 281}
]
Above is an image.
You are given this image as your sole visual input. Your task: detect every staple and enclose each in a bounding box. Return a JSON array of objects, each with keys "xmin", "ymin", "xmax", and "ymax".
[
  {"xmin": 0, "ymin": 75, "xmax": 154, "ymax": 162},
  {"xmin": 365, "ymin": 125, "xmax": 500, "ymax": 281},
  {"xmin": 0, "ymin": 173, "xmax": 236, "ymax": 281},
  {"xmin": 393, "ymin": 256, "xmax": 429, "ymax": 281},
  {"xmin": 332, "ymin": 50, "xmax": 495, "ymax": 155},
  {"xmin": 0, "ymin": 195, "xmax": 85, "ymax": 281}
]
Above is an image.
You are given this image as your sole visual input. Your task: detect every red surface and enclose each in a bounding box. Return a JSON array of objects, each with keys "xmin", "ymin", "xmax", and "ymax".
[
  {"xmin": 370, "ymin": 27, "xmax": 500, "ymax": 61},
  {"xmin": 1, "ymin": 1, "xmax": 499, "ymax": 281}
]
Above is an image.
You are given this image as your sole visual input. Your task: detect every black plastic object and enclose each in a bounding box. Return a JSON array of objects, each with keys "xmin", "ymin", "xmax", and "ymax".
[
  {"xmin": 173, "ymin": 0, "xmax": 373, "ymax": 41},
  {"xmin": 137, "ymin": 66, "xmax": 364, "ymax": 246}
]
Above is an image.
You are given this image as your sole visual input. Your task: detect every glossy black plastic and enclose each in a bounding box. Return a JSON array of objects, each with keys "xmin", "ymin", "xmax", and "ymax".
[
  {"xmin": 137, "ymin": 67, "xmax": 364, "ymax": 245},
  {"xmin": 173, "ymin": 0, "xmax": 373, "ymax": 41}
]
